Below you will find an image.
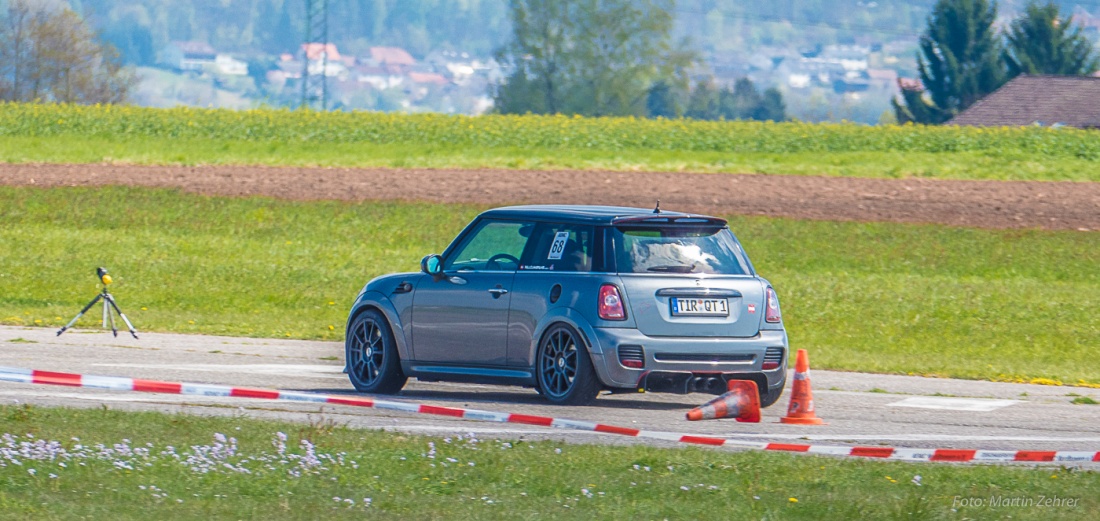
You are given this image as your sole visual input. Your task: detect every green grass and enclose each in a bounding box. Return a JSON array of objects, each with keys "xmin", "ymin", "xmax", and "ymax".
[
  {"xmin": 2, "ymin": 135, "xmax": 1098, "ymax": 181},
  {"xmin": 0, "ymin": 186, "xmax": 1096, "ymax": 385},
  {"xmin": 1, "ymin": 404, "xmax": 1096, "ymax": 520},
  {"xmin": 1, "ymin": 102, "xmax": 1099, "ymax": 181}
]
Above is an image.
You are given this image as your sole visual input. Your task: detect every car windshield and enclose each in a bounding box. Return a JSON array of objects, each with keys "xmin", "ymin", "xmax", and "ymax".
[{"xmin": 612, "ymin": 226, "xmax": 750, "ymax": 275}]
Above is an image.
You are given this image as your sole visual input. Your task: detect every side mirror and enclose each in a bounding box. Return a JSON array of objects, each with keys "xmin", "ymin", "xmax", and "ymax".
[{"xmin": 421, "ymin": 254, "xmax": 444, "ymax": 280}]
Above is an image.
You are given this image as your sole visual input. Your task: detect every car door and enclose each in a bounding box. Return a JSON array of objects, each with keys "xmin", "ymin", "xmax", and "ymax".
[
  {"xmin": 507, "ymin": 222, "xmax": 597, "ymax": 366},
  {"xmin": 411, "ymin": 219, "xmax": 533, "ymax": 365}
]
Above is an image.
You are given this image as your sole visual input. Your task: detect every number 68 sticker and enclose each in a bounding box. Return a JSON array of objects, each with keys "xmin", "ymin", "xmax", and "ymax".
[{"xmin": 547, "ymin": 231, "xmax": 570, "ymax": 260}]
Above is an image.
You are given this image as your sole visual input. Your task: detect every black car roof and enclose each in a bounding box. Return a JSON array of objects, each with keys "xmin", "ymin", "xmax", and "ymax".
[{"xmin": 479, "ymin": 205, "xmax": 727, "ymax": 225}]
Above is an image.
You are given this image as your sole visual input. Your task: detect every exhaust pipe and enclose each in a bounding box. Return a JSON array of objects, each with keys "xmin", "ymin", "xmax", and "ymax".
[
  {"xmin": 706, "ymin": 377, "xmax": 723, "ymax": 394},
  {"xmin": 689, "ymin": 377, "xmax": 723, "ymax": 394}
]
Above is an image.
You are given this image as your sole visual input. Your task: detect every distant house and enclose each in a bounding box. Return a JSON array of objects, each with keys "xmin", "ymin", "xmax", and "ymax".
[
  {"xmin": 897, "ymin": 77, "xmax": 922, "ymax": 91},
  {"xmin": 215, "ymin": 54, "xmax": 248, "ymax": 76},
  {"xmin": 275, "ymin": 56, "xmax": 303, "ymax": 80},
  {"xmin": 407, "ymin": 72, "xmax": 449, "ymax": 86},
  {"xmin": 369, "ymin": 47, "xmax": 417, "ymax": 68},
  {"xmin": 786, "ymin": 72, "xmax": 811, "ymax": 89},
  {"xmin": 302, "ymin": 43, "xmax": 342, "ymax": 62},
  {"xmin": 803, "ymin": 44, "xmax": 869, "ymax": 74},
  {"xmin": 159, "ymin": 41, "xmax": 217, "ymax": 72},
  {"xmin": 445, "ymin": 62, "xmax": 476, "ymax": 85},
  {"xmin": 948, "ymin": 75, "xmax": 1100, "ymax": 129},
  {"xmin": 866, "ymin": 68, "xmax": 898, "ymax": 91},
  {"xmin": 300, "ymin": 43, "xmax": 347, "ymax": 78},
  {"xmin": 355, "ymin": 65, "xmax": 404, "ymax": 89}
]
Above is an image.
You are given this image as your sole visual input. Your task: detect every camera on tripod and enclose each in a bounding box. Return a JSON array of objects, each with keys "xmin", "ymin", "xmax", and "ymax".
[{"xmin": 57, "ymin": 267, "xmax": 138, "ymax": 339}]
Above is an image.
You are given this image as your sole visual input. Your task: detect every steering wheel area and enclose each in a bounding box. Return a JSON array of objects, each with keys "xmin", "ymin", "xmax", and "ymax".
[{"xmin": 486, "ymin": 253, "xmax": 520, "ymax": 270}]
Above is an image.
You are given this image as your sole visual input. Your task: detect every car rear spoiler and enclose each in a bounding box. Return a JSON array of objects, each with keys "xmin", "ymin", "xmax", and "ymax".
[{"xmin": 611, "ymin": 215, "xmax": 728, "ymax": 227}]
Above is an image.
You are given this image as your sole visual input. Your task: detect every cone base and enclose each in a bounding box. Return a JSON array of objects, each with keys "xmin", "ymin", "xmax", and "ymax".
[
  {"xmin": 780, "ymin": 416, "xmax": 825, "ymax": 425},
  {"xmin": 684, "ymin": 381, "xmax": 761, "ymax": 422}
]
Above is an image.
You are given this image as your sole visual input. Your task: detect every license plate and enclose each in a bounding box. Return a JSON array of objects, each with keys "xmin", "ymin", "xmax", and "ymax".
[{"xmin": 670, "ymin": 297, "xmax": 729, "ymax": 317}]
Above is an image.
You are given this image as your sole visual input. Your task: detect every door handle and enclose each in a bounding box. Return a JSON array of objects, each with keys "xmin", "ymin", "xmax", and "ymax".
[{"xmin": 488, "ymin": 287, "xmax": 509, "ymax": 298}]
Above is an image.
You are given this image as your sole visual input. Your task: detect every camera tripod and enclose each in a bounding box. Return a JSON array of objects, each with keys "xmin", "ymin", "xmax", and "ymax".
[{"xmin": 57, "ymin": 269, "xmax": 139, "ymax": 339}]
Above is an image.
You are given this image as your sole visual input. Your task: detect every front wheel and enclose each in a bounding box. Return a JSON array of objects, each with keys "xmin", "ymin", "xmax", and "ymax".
[
  {"xmin": 346, "ymin": 310, "xmax": 407, "ymax": 394},
  {"xmin": 536, "ymin": 323, "xmax": 601, "ymax": 405}
]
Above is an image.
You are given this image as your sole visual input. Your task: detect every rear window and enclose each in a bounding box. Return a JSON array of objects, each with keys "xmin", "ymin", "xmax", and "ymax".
[{"xmin": 612, "ymin": 226, "xmax": 750, "ymax": 275}]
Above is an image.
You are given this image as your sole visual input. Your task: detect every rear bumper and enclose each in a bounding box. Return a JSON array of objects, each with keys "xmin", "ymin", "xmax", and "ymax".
[{"xmin": 588, "ymin": 327, "xmax": 788, "ymax": 393}]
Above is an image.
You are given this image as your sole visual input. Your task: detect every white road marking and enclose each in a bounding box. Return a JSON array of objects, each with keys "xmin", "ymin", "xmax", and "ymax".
[{"xmin": 887, "ymin": 396, "xmax": 1020, "ymax": 412}]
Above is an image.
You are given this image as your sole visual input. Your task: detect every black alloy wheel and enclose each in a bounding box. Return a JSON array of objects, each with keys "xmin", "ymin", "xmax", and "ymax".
[
  {"xmin": 346, "ymin": 310, "xmax": 407, "ymax": 394},
  {"xmin": 537, "ymin": 323, "xmax": 600, "ymax": 405}
]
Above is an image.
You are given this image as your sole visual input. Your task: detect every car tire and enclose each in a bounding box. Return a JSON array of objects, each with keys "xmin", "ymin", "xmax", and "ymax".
[
  {"xmin": 346, "ymin": 309, "xmax": 407, "ymax": 394},
  {"xmin": 536, "ymin": 323, "xmax": 601, "ymax": 406},
  {"xmin": 760, "ymin": 380, "xmax": 785, "ymax": 408}
]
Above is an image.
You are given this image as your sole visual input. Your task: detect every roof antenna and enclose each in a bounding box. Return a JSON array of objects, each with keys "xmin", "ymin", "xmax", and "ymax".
[{"xmin": 653, "ymin": 199, "xmax": 661, "ymax": 214}]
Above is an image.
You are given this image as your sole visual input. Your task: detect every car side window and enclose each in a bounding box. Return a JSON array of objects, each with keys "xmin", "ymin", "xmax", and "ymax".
[
  {"xmin": 520, "ymin": 223, "xmax": 594, "ymax": 272},
  {"xmin": 445, "ymin": 220, "xmax": 533, "ymax": 272}
]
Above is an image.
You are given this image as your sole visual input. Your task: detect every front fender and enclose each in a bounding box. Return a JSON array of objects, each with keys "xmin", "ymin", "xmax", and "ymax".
[{"xmin": 346, "ymin": 291, "xmax": 412, "ymax": 361}]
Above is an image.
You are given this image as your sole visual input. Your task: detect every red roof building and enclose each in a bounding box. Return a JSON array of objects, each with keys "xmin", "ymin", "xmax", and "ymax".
[
  {"xmin": 948, "ymin": 75, "xmax": 1100, "ymax": 129},
  {"xmin": 370, "ymin": 47, "xmax": 416, "ymax": 67},
  {"xmin": 408, "ymin": 72, "xmax": 449, "ymax": 86},
  {"xmin": 302, "ymin": 43, "xmax": 341, "ymax": 61}
]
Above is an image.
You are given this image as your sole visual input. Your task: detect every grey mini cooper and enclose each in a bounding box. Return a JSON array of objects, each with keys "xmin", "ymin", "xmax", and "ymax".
[{"xmin": 345, "ymin": 205, "xmax": 788, "ymax": 406}]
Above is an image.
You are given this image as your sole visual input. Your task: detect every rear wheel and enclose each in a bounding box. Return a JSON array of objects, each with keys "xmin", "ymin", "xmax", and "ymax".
[
  {"xmin": 536, "ymin": 323, "xmax": 600, "ymax": 405},
  {"xmin": 346, "ymin": 310, "xmax": 407, "ymax": 394},
  {"xmin": 760, "ymin": 380, "xmax": 785, "ymax": 408}
]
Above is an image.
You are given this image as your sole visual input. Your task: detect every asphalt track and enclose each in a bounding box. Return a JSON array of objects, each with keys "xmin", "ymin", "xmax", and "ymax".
[{"xmin": 1, "ymin": 326, "xmax": 1097, "ymax": 466}]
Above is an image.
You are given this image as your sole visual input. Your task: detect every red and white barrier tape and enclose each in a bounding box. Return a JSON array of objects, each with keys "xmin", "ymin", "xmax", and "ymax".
[{"xmin": 1, "ymin": 366, "xmax": 1097, "ymax": 464}]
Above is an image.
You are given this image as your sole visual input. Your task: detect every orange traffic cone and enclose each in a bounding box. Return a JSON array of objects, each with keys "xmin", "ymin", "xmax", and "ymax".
[
  {"xmin": 686, "ymin": 380, "xmax": 761, "ymax": 422},
  {"xmin": 780, "ymin": 349, "xmax": 825, "ymax": 425}
]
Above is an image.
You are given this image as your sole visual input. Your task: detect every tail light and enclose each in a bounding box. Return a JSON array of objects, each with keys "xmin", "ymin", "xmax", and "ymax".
[
  {"xmin": 598, "ymin": 284, "xmax": 626, "ymax": 320},
  {"xmin": 765, "ymin": 287, "xmax": 782, "ymax": 323}
]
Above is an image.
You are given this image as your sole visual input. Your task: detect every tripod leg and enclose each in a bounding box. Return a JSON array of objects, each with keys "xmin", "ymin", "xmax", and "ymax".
[
  {"xmin": 107, "ymin": 300, "xmax": 118, "ymax": 337},
  {"xmin": 57, "ymin": 294, "xmax": 103, "ymax": 336},
  {"xmin": 104, "ymin": 294, "xmax": 139, "ymax": 339}
]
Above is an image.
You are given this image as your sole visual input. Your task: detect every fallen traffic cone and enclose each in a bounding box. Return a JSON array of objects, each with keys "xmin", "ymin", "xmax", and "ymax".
[
  {"xmin": 780, "ymin": 349, "xmax": 825, "ymax": 425},
  {"xmin": 686, "ymin": 380, "xmax": 761, "ymax": 422}
]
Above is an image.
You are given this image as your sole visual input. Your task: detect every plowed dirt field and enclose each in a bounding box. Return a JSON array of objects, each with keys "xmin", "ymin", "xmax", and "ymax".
[{"xmin": 3, "ymin": 164, "xmax": 1097, "ymax": 230}]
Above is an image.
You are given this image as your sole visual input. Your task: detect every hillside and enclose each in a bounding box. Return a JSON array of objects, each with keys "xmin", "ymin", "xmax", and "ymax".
[{"xmin": 70, "ymin": 0, "xmax": 1100, "ymax": 122}]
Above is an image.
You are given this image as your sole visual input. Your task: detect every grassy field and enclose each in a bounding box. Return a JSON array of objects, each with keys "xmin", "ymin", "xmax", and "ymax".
[
  {"xmin": 4, "ymin": 136, "xmax": 1099, "ymax": 181},
  {"xmin": 1, "ymin": 102, "xmax": 1098, "ymax": 181},
  {"xmin": 1, "ymin": 404, "xmax": 1096, "ymax": 520},
  {"xmin": 0, "ymin": 186, "xmax": 1096, "ymax": 385}
]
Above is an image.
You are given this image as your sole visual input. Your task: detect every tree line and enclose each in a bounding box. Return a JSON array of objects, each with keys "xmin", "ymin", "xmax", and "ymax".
[
  {"xmin": 648, "ymin": 77, "xmax": 787, "ymax": 122},
  {"xmin": 0, "ymin": 0, "xmax": 130, "ymax": 104},
  {"xmin": 493, "ymin": 0, "xmax": 786, "ymax": 121},
  {"xmin": 894, "ymin": 0, "xmax": 1100, "ymax": 124}
]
